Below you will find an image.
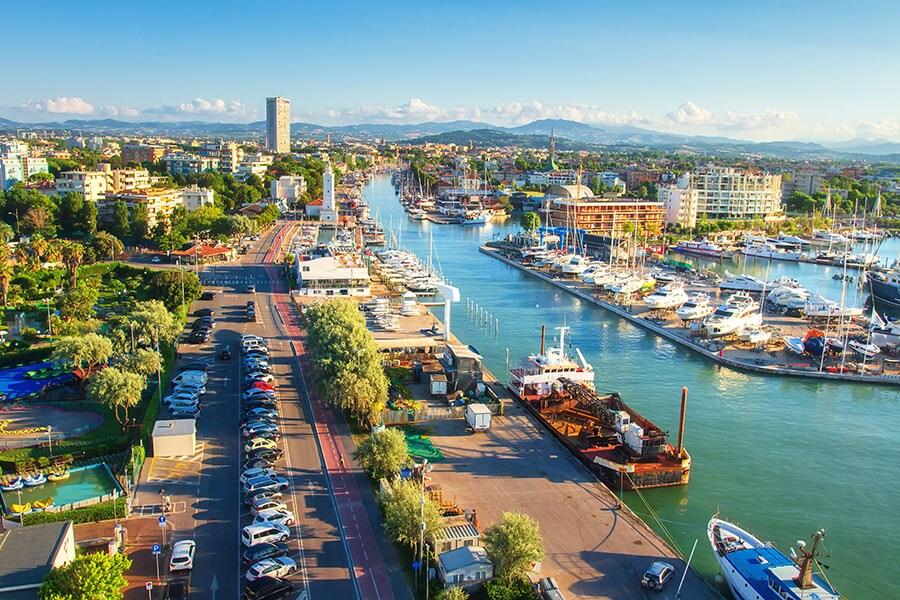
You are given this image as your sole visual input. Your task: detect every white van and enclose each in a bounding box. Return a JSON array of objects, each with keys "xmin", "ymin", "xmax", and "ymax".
[
  {"xmin": 172, "ymin": 371, "xmax": 208, "ymax": 386},
  {"xmin": 241, "ymin": 522, "xmax": 289, "ymax": 547}
]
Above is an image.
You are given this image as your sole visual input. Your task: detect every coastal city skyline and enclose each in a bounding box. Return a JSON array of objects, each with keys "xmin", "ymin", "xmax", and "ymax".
[{"xmin": 2, "ymin": 1, "xmax": 899, "ymax": 142}]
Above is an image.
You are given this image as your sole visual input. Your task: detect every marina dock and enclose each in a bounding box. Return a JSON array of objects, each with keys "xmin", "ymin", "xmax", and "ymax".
[{"xmin": 480, "ymin": 245, "xmax": 900, "ymax": 386}]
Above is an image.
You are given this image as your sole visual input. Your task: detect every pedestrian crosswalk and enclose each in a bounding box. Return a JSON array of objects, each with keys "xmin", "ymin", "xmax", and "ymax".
[{"xmin": 131, "ymin": 501, "xmax": 187, "ymax": 515}]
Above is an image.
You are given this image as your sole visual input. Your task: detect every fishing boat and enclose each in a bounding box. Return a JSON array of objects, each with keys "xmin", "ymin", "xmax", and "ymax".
[
  {"xmin": 782, "ymin": 336, "xmax": 806, "ymax": 355},
  {"xmin": 644, "ymin": 282, "xmax": 689, "ymax": 310},
  {"xmin": 1, "ymin": 477, "xmax": 23, "ymax": 491},
  {"xmin": 508, "ymin": 327, "xmax": 690, "ymax": 489},
  {"xmin": 742, "ymin": 242, "xmax": 803, "ymax": 262},
  {"xmin": 23, "ymin": 473, "xmax": 47, "ymax": 487},
  {"xmin": 47, "ymin": 471, "xmax": 70, "ymax": 482},
  {"xmin": 708, "ymin": 516, "xmax": 840, "ymax": 600},
  {"xmin": 673, "ymin": 239, "xmax": 734, "ymax": 259},
  {"xmin": 719, "ymin": 271, "xmax": 767, "ymax": 293},
  {"xmin": 507, "ymin": 326, "xmax": 594, "ymax": 399},
  {"xmin": 847, "ymin": 340, "xmax": 880, "ymax": 359},
  {"xmin": 703, "ymin": 293, "xmax": 761, "ymax": 338},
  {"xmin": 675, "ymin": 293, "xmax": 715, "ymax": 321}
]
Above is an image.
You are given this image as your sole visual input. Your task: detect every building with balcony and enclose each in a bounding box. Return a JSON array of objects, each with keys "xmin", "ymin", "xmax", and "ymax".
[
  {"xmin": 163, "ymin": 152, "xmax": 220, "ymax": 177},
  {"xmin": 235, "ymin": 153, "xmax": 273, "ymax": 183},
  {"xmin": 546, "ymin": 185, "xmax": 665, "ymax": 238},
  {"xmin": 200, "ymin": 142, "xmax": 244, "ymax": 174},
  {"xmin": 99, "ymin": 189, "xmax": 184, "ymax": 227},
  {"xmin": 271, "ymin": 175, "xmax": 307, "ymax": 204},
  {"xmin": 662, "ymin": 167, "xmax": 782, "ymax": 220},
  {"xmin": 182, "ymin": 185, "xmax": 215, "ymax": 211},
  {"xmin": 266, "ymin": 97, "xmax": 291, "ymax": 154},
  {"xmin": 56, "ymin": 171, "xmax": 109, "ymax": 202},
  {"xmin": 121, "ymin": 144, "xmax": 166, "ymax": 165},
  {"xmin": 659, "ymin": 186, "xmax": 699, "ymax": 229},
  {"xmin": 295, "ymin": 255, "xmax": 371, "ymax": 297}
]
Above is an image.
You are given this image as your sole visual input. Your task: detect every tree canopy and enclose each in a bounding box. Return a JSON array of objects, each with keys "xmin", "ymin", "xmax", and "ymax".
[
  {"xmin": 151, "ymin": 269, "xmax": 202, "ymax": 312},
  {"xmin": 482, "ymin": 512, "xmax": 545, "ymax": 583},
  {"xmin": 520, "ymin": 212, "xmax": 541, "ymax": 232},
  {"xmin": 87, "ymin": 366, "xmax": 146, "ymax": 425},
  {"xmin": 353, "ymin": 427, "xmax": 409, "ymax": 480},
  {"xmin": 39, "ymin": 551, "xmax": 131, "ymax": 600},
  {"xmin": 53, "ymin": 333, "xmax": 113, "ymax": 377},
  {"xmin": 379, "ymin": 478, "xmax": 443, "ymax": 551}
]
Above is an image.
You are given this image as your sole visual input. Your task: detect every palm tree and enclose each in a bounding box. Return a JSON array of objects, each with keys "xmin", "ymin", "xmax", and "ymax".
[
  {"xmin": 0, "ymin": 245, "xmax": 12, "ymax": 308},
  {"xmin": 29, "ymin": 235, "xmax": 48, "ymax": 263},
  {"xmin": 58, "ymin": 242, "xmax": 84, "ymax": 289}
]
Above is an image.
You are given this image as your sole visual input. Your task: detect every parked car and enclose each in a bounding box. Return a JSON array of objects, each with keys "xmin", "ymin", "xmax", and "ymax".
[
  {"xmin": 200, "ymin": 291, "xmax": 218, "ymax": 300},
  {"xmin": 245, "ymin": 373, "xmax": 275, "ymax": 384},
  {"xmin": 245, "ymin": 557, "xmax": 296, "ymax": 582},
  {"xmin": 242, "ymin": 541, "xmax": 289, "ymax": 567},
  {"xmin": 170, "ymin": 406, "xmax": 201, "ymax": 419},
  {"xmin": 243, "ymin": 400, "xmax": 278, "ymax": 413},
  {"xmin": 244, "ymin": 407, "xmax": 278, "ymax": 420},
  {"xmin": 243, "ymin": 422, "xmax": 279, "ymax": 437},
  {"xmin": 247, "ymin": 284, "xmax": 256, "ymax": 293},
  {"xmin": 181, "ymin": 362, "xmax": 210, "ymax": 373},
  {"xmin": 246, "ymin": 448, "xmax": 283, "ymax": 462},
  {"xmin": 241, "ymin": 576, "xmax": 293, "ymax": 600},
  {"xmin": 241, "ymin": 523, "xmax": 290, "ymax": 548},
  {"xmin": 250, "ymin": 498, "xmax": 288, "ymax": 517},
  {"xmin": 246, "ymin": 382, "xmax": 276, "ymax": 392},
  {"xmin": 241, "ymin": 334, "xmax": 263, "ymax": 343},
  {"xmin": 242, "ymin": 475, "xmax": 289, "ymax": 496},
  {"xmin": 641, "ymin": 561, "xmax": 675, "ymax": 591},
  {"xmin": 252, "ymin": 508, "xmax": 295, "ymax": 527},
  {"xmin": 243, "ymin": 346, "xmax": 269, "ymax": 356},
  {"xmin": 172, "ymin": 371, "xmax": 208, "ymax": 385},
  {"xmin": 169, "ymin": 540, "xmax": 196, "ymax": 572},
  {"xmin": 243, "ymin": 457, "xmax": 275, "ymax": 471},
  {"xmin": 244, "ymin": 487, "xmax": 283, "ymax": 506},
  {"xmin": 173, "ymin": 382, "xmax": 206, "ymax": 395},
  {"xmin": 244, "ymin": 438, "xmax": 279, "ymax": 453},
  {"xmin": 241, "ymin": 468, "xmax": 277, "ymax": 486},
  {"xmin": 193, "ymin": 308, "xmax": 214, "ymax": 317},
  {"xmin": 151, "ymin": 256, "xmax": 162, "ymax": 264},
  {"xmin": 242, "ymin": 417, "xmax": 277, "ymax": 430},
  {"xmin": 163, "ymin": 393, "xmax": 199, "ymax": 407}
]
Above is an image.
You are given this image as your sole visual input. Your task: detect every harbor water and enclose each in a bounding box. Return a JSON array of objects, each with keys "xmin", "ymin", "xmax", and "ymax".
[{"xmin": 366, "ymin": 174, "xmax": 898, "ymax": 599}]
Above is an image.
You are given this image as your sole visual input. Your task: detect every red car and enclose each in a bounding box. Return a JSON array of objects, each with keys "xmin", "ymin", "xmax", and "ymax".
[{"xmin": 249, "ymin": 382, "xmax": 276, "ymax": 392}]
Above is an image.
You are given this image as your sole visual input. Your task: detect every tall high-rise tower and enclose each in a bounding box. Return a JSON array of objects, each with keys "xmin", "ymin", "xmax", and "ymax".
[{"xmin": 266, "ymin": 97, "xmax": 290, "ymax": 154}]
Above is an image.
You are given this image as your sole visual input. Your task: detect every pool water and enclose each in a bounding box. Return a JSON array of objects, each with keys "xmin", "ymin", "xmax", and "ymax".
[{"xmin": 1, "ymin": 464, "xmax": 122, "ymax": 511}]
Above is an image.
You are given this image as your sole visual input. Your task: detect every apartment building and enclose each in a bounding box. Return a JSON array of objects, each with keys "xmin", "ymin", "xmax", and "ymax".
[
  {"xmin": 0, "ymin": 141, "xmax": 49, "ymax": 190},
  {"xmin": 200, "ymin": 142, "xmax": 244, "ymax": 174},
  {"xmin": 56, "ymin": 171, "xmax": 109, "ymax": 202},
  {"xmin": 266, "ymin": 97, "xmax": 291, "ymax": 154},
  {"xmin": 182, "ymin": 185, "xmax": 215, "ymax": 211},
  {"xmin": 270, "ymin": 175, "xmax": 307, "ymax": 203},
  {"xmin": 658, "ymin": 186, "xmax": 699, "ymax": 229},
  {"xmin": 235, "ymin": 153, "xmax": 273, "ymax": 183},
  {"xmin": 783, "ymin": 168, "xmax": 827, "ymax": 198},
  {"xmin": 163, "ymin": 152, "xmax": 220, "ymax": 177},
  {"xmin": 660, "ymin": 166, "xmax": 782, "ymax": 220},
  {"xmin": 546, "ymin": 185, "xmax": 665, "ymax": 237},
  {"xmin": 121, "ymin": 144, "xmax": 167, "ymax": 165},
  {"xmin": 99, "ymin": 189, "xmax": 183, "ymax": 227}
]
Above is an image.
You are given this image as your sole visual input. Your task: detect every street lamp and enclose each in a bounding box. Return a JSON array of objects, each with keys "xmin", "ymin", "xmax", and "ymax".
[
  {"xmin": 154, "ymin": 325, "xmax": 162, "ymax": 406},
  {"xmin": 45, "ymin": 299, "xmax": 52, "ymax": 343},
  {"xmin": 416, "ymin": 459, "xmax": 432, "ymax": 595},
  {"xmin": 47, "ymin": 425, "xmax": 52, "ymax": 456}
]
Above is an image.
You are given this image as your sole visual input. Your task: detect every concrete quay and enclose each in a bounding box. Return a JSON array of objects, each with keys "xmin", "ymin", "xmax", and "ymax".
[{"xmin": 480, "ymin": 246, "xmax": 900, "ymax": 387}]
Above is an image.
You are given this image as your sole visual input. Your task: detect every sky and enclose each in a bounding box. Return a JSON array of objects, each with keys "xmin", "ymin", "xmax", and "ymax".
[{"xmin": 1, "ymin": 0, "xmax": 899, "ymax": 142}]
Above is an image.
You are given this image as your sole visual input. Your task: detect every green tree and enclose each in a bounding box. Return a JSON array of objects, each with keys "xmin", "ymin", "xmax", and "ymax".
[
  {"xmin": 58, "ymin": 284, "xmax": 99, "ymax": 324},
  {"xmin": 39, "ymin": 551, "xmax": 131, "ymax": 600},
  {"xmin": 353, "ymin": 428, "xmax": 409, "ymax": 480},
  {"xmin": 0, "ymin": 244, "xmax": 11, "ymax": 308},
  {"xmin": 435, "ymin": 587, "xmax": 469, "ymax": 600},
  {"xmin": 482, "ymin": 578, "xmax": 538, "ymax": 600},
  {"xmin": 78, "ymin": 201, "xmax": 98, "ymax": 235},
  {"xmin": 21, "ymin": 205, "xmax": 56, "ymax": 237},
  {"xmin": 29, "ymin": 171, "xmax": 54, "ymax": 184},
  {"xmin": 56, "ymin": 241, "xmax": 85, "ymax": 288},
  {"xmin": 53, "ymin": 333, "xmax": 113, "ymax": 381},
  {"xmin": 379, "ymin": 478, "xmax": 442, "ymax": 551},
  {"xmin": 121, "ymin": 348, "xmax": 162, "ymax": 377},
  {"xmin": 90, "ymin": 232, "xmax": 123, "ymax": 261},
  {"xmin": 520, "ymin": 212, "xmax": 541, "ymax": 232},
  {"xmin": 128, "ymin": 299, "xmax": 182, "ymax": 346},
  {"xmin": 111, "ymin": 200, "xmax": 130, "ymax": 238},
  {"xmin": 151, "ymin": 269, "xmax": 202, "ymax": 311},
  {"xmin": 87, "ymin": 366, "xmax": 145, "ymax": 425},
  {"xmin": 131, "ymin": 202, "xmax": 149, "ymax": 241},
  {"xmin": 58, "ymin": 192, "xmax": 84, "ymax": 236},
  {"xmin": 482, "ymin": 512, "xmax": 545, "ymax": 583}
]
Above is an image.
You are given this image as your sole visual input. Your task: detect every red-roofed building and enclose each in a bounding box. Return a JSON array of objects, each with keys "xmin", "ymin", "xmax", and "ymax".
[
  {"xmin": 306, "ymin": 197, "xmax": 323, "ymax": 218},
  {"xmin": 170, "ymin": 244, "xmax": 236, "ymax": 264}
]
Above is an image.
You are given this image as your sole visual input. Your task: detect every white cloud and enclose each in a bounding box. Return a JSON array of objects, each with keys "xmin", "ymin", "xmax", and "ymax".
[
  {"xmin": 20, "ymin": 97, "xmax": 96, "ymax": 115},
  {"xmin": 719, "ymin": 108, "xmax": 800, "ymax": 132},
  {"xmin": 488, "ymin": 101, "xmax": 651, "ymax": 127},
  {"xmin": 144, "ymin": 97, "xmax": 258, "ymax": 121},
  {"xmin": 98, "ymin": 105, "xmax": 141, "ymax": 118},
  {"xmin": 665, "ymin": 101, "xmax": 714, "ymax": 125},
  {"xmin": 327, "ymin": 98, "xmax": 481, "ymax": 123},
  {"xmin": 853, "ymin": 120, "xmax": 900, "ymax": 139}
]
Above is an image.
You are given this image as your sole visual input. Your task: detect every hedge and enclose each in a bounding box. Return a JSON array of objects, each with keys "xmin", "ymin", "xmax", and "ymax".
[
  {"xmin": 22, "ymin": 495, "xmax": 127, "ymax": 526},
  {"xmin": 0, "ymin": 346, "xmax": 55, "ymax": 369}
]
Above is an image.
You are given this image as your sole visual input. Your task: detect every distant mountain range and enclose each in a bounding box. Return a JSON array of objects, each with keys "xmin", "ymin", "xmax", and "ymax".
[{"xmin": 1, "ymin": 116, "xmax": 898, "ymax": 160}]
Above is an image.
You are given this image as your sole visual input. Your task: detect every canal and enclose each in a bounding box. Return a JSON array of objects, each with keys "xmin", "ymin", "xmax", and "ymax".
[{"xmin": 365, "ymin": 174, "xmax": 897, "ymax": 598}]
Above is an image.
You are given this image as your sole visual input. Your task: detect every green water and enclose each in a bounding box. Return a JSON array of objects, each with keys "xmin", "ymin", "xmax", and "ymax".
[
  {"xmin": 368, "ymin": 175, "xmax": 898, "ymax": 599},
  {"xmin": 2, "ymin": 464, "xmax": 121, "ymax": 510}
]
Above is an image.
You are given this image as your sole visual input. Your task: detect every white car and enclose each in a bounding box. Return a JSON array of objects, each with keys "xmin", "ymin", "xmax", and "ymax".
[
  {"xmin": 241, "ymin": 467, "xmax": 276, "ymax": 486},
  {"xmin": 243, "ymin": 389, "xmax": 276, "ymax": 401},
  {"xmin": 252, "ymin": 508, "xmax": 295, "ymax": 527},
  {"xmin": 163, "ymin": 393, "xmax": 199, "ymax": 407},
  {"xmin": 245, "ymin": 556, "xmax": 296, "ymax": 582},
  {"xmin": 250, "ymin": 497, "xmax": 288, "ymax": 517},
  {"xmin": 170, "ymin": 406, "xmax": 200, "ymax": 419},
  {"xmin": 169, "ymin": 540, "xmax": 196, "ymax": 572},
  {"xmin": 245, "ymin": 372, "xmax": 275, "ymax": 384},
  {"xmin": 173, "ymin": 382, "xmax": 206, "ymax": 395},
  {"xmin": 167, "ymin": 399, "xmax": 200, "ymax": 412}
]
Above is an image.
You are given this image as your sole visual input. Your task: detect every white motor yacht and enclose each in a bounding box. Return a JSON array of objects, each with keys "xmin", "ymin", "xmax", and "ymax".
[
  {"xmin": 742, "ymin": 242, "xmax": 803, "ymax": 262},
  {"xmin": 561, "ymin": 256, "xmax": 591, "ymax": 275},
  {"xmin": 703, "ymin": 293, "xmax": 761, "ymax": 338},
  {"xmin": 644, "ymin": 282, "xmax": 689, "ymax": 310},
  {"xmin": 718, "ymin": 271, "xmax": 767, "ymax": 293},
  {"xmin": 676, "ymin": 293, "xmax": 715, "ymax": 321}
]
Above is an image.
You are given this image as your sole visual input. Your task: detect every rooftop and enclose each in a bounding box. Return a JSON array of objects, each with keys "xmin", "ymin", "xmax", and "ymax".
[
  {"xmin": 152, "ymin": 419, "xmax": 196, "ymax": 437},
  {"xmin": 438, "ymin": 545, "xmax": 492, "ymax": 573},
  {"xmin": 0, "ymin": 521, "xmax": 72, "ymax": 592}
]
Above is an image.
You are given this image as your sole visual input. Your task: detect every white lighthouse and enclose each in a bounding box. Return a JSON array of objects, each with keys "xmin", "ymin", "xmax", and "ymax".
[{"xmin": 320, "ymin": 162, "xmax": 339, "ymax": 226}]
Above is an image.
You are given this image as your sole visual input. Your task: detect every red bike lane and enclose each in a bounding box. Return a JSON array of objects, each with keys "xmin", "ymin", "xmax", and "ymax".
[{"xmin": 263, "ymin": 227, "xmax": 395, "ymax": 599}]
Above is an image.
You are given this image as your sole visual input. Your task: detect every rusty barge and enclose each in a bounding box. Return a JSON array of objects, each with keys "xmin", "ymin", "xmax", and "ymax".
[{"xmin": 508, "ymin": 326, "xmax": 691, "ymax": 490}]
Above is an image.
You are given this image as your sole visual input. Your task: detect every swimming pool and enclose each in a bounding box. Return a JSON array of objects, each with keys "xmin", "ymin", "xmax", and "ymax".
[{"xmin": 0, "ymin": 463, "xmax": 122, "ymax": 513}]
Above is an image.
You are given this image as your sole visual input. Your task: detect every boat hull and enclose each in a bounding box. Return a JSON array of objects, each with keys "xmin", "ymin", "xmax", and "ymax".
[{"xmin": 868, "ymin": 273, "xmax": 900, "ymax": 307}]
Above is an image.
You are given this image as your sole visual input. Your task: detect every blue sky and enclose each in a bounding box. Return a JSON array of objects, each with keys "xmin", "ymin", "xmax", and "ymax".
[{"xmin": 1, "ymin": 0, "xmax": 898, "ymax": 141}]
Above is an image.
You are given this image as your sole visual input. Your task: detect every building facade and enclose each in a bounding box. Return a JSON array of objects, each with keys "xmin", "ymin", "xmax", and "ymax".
[
  {"xmin": 163, "ymin": 152, "xmax": 220, "ymax": 177},
  {"xmin": 659, "ymin": 186, "xmax": 699, "ymax": 229},
  {"xmin": 266, "ymin": 97, "xmax": 291, "ymax": 154},
  {"xmin": 200, "ymin": 142, "xmax": 244, "ymax": 174},
  {"xmin": 56, "ymin": 171, "xmax": 109, "ymax": 202},
  {"xmin": 664, "ymin": 167, "xmax": 783, "ymax": 220},
  {"xmin": 182, "ymin": 185, "xmax": 215, "ymax": 211},
  {"xmin": 546, "ymin": 185, "xmax": 665, "ymax": 238},
  {"xmin": 270, "ymin": 175, "xmax": 307, "ymax": 203},
  {"xmin": 121, "ymin": 144, "xmax": 166, "ymax": 165},
  {"xmin": 235, "ymin": 153, "xmax": 273, "ymax": 183},
  {"xmin": 99, "ymin": 189, "xmax": 184, "ymax": 227}
]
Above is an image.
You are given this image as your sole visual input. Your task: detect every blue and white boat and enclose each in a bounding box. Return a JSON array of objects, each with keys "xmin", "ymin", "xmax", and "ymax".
[
  {"xmin": 867, "ymin": 268, "xmax": 900, "ymax": 308},
  {"xmin": 708, "ymin": 516, "xmax": 840, "ymax": 600}
]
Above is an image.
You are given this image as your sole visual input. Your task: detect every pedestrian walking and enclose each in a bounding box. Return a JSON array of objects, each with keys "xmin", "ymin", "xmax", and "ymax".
[{"xmin": 339, "ymin": 455, "xmax": 345, "ymax": 468}]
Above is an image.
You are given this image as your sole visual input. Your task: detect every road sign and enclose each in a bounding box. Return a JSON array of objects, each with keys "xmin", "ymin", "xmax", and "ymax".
[
  {"xmin": 158, "ymin": 515, "xmax": 167, "ymax": 526},
  {"xmin": 151, "ymin": 543, "xmax": 161, "ymax": 555},
  {"xmin": 146, "ymin": 582, "xmax": 153, "ymax": 590},
  {"xmin": 412, "ymin": 560, "xmax": 421, "ymax": 570}
]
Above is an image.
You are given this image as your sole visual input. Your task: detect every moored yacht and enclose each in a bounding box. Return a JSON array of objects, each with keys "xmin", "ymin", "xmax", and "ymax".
[
  {"xmin": 675, "ymin": 293, "xmax": 715, "ymax": 321},
  {"xmin": 644, "ymin": 281, "xmax": 689, "ymax": 310},
  {"xmin": 674, "ymin": 239, "xmax": 735, "ymax": 259},
  {"xmin": 742, "ymin": 242, "xmax": 803, "ymax": 262},
  {"xmin": 719, "ymin": 271, "xmax": 767, "ymax": 293},
  {"xmin": 507, "ymin": 326, "xmax": 594, "ymax": 399}
]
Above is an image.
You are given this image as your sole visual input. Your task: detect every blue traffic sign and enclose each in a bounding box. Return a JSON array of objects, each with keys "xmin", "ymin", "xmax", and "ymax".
[
  {"xmin": 152, "ymin": 543, "xmax": 161, "ymax": 555},
  {"xmin": 412, "ymin": 561, "xmax": 421, "ymax": 570},
  {"xmin": 158, "ymin": 515, "xmax": 167, "ymax": 525},
  {"xmin": 146, "ymin": 582, "xmax": 153, "ymax": 590}
]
